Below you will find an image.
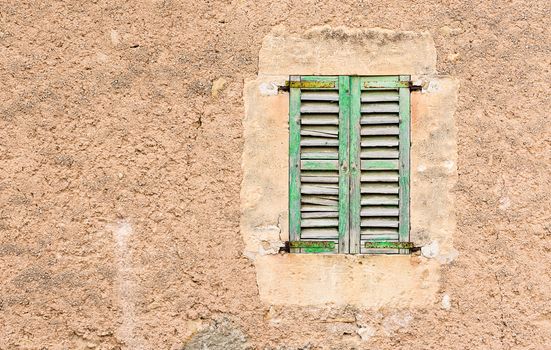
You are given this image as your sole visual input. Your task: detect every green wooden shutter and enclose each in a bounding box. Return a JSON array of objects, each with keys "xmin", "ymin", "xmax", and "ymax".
[
  {"xmin": 349, "ymin": 76, "xmax": 410, "ymax": 254},
  {"xmin": 290, "ymin": 75, "xmax": 410, "ymax": 254},
  {"xmin": 289, "ymin": 76, "xmax": 350, "ymax": 253}
]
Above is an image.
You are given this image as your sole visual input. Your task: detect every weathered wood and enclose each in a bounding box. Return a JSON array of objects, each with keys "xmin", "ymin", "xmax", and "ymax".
[
  {"xmin": 361, "ymin": 90, "xmax": 399, "ymax": 102},
  {"xmin": 301, "ymin": 170, "xmax": 339, "ymax": 177},
  {"xmin": 361, "ymin": 227, "xmax": 399, "ymax": 234},
  {"xmin": 289, "ymin": 76, "xmax": 301, "ymax": 248},
  {"xmin": 300, "ymin": 130, "xmax": 339, "ymax": 138},
  {"xmin": 361, "ymin": 233, "xmax": 400, "ymax": 241},
  {"xmin": 361, "ymin": 125, "xmax": 400, "ymax": 135},
  {"xmin": 399, "ymin": 75, "xmax": 411, "ymax": 252},
  {"xmin": 360, "ymin": 247, "xmax": 400, "ymax": 254},
  {"xmin": 360, "ymin": 149, "xmax": 399, "ymax": 159},
  {"xmin": 301, "ymin": 184, "xmax": 339, "ymax": 195},
  {"xmin": 337, "ymin": 76, "xmax": 351, "ymax": 254},
  {"xmin": 360, "ymin": 207, "xmax": 399, "ymax": 216},
  {"xmin": 300, "ymin": 176, "xmax": 339, "ymax": 183},
  {"xmin": 300, "ymin": 114, "xmax": 339, "ymax": 125},
  {"xmin": 301, "ymin": 211, "xmax": 339, "ymax": 219},
  {"xmin": 360, "ymin": 219, "xmax": 399, "ymax": 228},
  {"xmin": 300, "ymin": 152, "xmax": 339, "ymax": 160},
  {"xmin": 301, "ymin": 101, "xmax": 339, "ymax": 113},
  {"xmin": 301, "ymin": 204, "xmax": 339, "ymax": 212},
  {"xmin": 361, "ymin": 159, "xmax": 399, "ymax": 170},
  {"xmin": 290, "ymin": 75, "xmax": 410, "ymax": 255},
  {"xmin": 301, "ymin": 76, "xmax": 339, "ymax": 82},
  {"xmin": 302, "ymin": 146, "xmax": 339, "ymax": 153},
  {"xmin": 300, "ymin": 137, "xmax": 339, "ymax": 147},
  {"xmin": 361, "ymin": 102, "xmax": 400, "ymax": 113},
  {"xmin": 301, "ymin": 91, "xmax": 340, "ymax": 101},
  {"xmin": 361, "ymin": 75, "xmax": 409, "ymax": 89},
  {"xmin": 301, "ymin": 195, "xmax": 339, "ymax": 206},
  {"xmin": 361, "ymin": 194, "xmax": 399, "ymax": 205},
  {"xmin": 360, "ymin": 183, "xmax": 399, "ymax": 194},
  {"xmin": 360, "ymin": 171, "xmax": 399, "ymax": 182},
  {"xmin": 361, "ymin": 136, "xmax": 399, "ymax": 147},
  {"xmin": 349, "ymin": 76, "xmax": 362, "ymax": 254},
  {"xmin": 301, "ymin": 218, "xmax": 339, "ymax": 227},
  {"xmin": 300, "ymin": 228, "xmax": 339, "ymax": 238},
  {"xmin": 360, "ymin": 115, "xmax": 400, "ymax": 124},
  {"xmin": 301, "ymin": 159, "xmax": 339, "ymax": 170},
  {"xmin": 293, "ymin": 77, "xmax": 340, "ymax": 253},
  {"xmin": 301, "ymin": 125, "xmax": 339, "ymax": 136}
]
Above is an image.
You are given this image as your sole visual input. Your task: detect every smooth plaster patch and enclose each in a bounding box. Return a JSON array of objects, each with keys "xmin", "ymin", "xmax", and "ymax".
[{"xmin": 241, "ymin": 26, "xmax": 458, "ymax": 307}]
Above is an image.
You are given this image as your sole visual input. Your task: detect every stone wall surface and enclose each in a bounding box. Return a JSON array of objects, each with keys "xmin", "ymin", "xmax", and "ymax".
[{"xmin": 0, "ymin": 1, "xmax": 550, "ymax": 349}]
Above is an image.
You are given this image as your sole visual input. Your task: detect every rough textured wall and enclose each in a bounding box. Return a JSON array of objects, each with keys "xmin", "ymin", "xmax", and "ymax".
[{"xmin": 0, "ymin": 1, "xmax": 550, "ymax": 349}]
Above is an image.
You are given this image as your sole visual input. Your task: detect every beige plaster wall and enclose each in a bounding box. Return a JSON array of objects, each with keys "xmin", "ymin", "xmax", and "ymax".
[
  {"xmin": 410, "ymin": 77, "xmax": 459, "ymax": 262},
  {"xmin": 259, "ymin": 26, "xmax": 437, "ymax": 76},
  {"xmin": 3, "ymin": 2, "xmax": 549, "ymax": 348},
  {"xmin": 241, "ymin": 27, "xmax": 458, "ymax": 307},
  {"xmin": 256, "ymin": 255, "xmax": 440, "ymax": 308}
]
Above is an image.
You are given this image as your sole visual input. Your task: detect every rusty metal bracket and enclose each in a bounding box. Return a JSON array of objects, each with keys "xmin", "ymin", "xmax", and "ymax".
[
  {"xmin": 364, "ymin": 241, "xmax": 416, "ymax": 249},
  {"xmin": 363, "ymin": 80, "xmax": 411, "ymax": 89},
  {"xmin": 290, "ymin": 240, "xmax": 335, "ymax": 249},
  {"xmin": 280, "ymin": 240, "xmax": 336, "ymax": 252},
  {"xmin": 280, "ymin": 80, "xmax": 337, "ymax": 91}
]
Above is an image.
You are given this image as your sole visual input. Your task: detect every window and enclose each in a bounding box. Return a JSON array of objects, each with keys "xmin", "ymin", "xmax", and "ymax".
[{"xmin": 288, "ymin": 75, "xmax": 411, "ymax": 254}]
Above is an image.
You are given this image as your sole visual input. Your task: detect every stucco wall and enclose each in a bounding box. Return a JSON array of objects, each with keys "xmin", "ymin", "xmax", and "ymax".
[{"xmin": 1, "ymin": 1, "xmax": 550, "ymax": 349}]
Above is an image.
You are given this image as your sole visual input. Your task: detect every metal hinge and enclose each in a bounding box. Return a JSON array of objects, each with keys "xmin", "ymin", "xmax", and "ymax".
[
  {"xmin": 280, "ymin": 240, "xmax": 335, "ymax": 252},
  {"xmin": 280, "ymin": 80, "xmax": 337, "ymax": 91},
  {"xmin": 364, "ymin": 241, "xmax": 416, "ymax": 249}
]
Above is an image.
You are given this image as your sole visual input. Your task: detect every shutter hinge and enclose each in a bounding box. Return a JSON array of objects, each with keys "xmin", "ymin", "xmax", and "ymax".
[
  {"xmin": 409, "ymin": 82, "xmax": 423, "ymax": 91},
  {"xmin": 280, "ymin": 80, "xmax": 337, "ymax": 91},
  {"xmin": 364, "ymin": 241, "xmax": 418, "ymax": 250},
  {"xmin": 363, "ymin": 80, "xmax": 423, "ymax": 90},
  {"xmin": 280, "ymin": 240, "xmax": 335, "ymax": 252}
]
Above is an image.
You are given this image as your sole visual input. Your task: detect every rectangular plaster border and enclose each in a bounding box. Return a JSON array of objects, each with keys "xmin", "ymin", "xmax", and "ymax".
[{"xmin": 241, "ymin": 26, "xmax": 458, "ymax": 307}]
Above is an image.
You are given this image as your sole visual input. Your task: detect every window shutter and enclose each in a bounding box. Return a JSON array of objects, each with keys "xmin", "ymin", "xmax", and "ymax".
[
  {"xmin": 349, "ymin": 76, "xmax": 411, "ymax": 254},
  {"xmin": 289, "ymin": 76, "xmax": 350, "ymax": 253},
  {"xmin": 289, "ymin": 75, "xmax": 410, "ymax": 254}
]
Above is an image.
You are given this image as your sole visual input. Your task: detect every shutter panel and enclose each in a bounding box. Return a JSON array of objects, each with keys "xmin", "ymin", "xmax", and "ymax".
[
  {"xmin": 290, "ymin": 75, "xmax": 410, "ymax": 254},
  {"xmin": 289, "ymin": 76, "xmax": 350, "ymax": 253},
  {"xmin": 350, "ymin": 76, "xmax": 411, "ymax": 254}
]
